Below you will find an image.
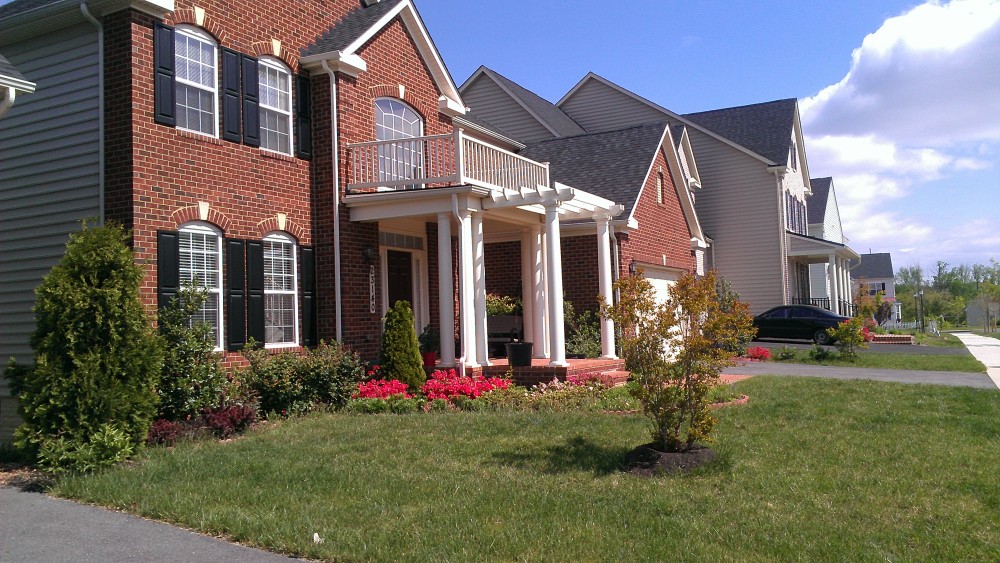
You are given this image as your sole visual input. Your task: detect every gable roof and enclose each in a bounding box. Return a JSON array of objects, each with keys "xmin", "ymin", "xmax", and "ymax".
[
  {"xmin": 683, "ymin": 98, "xmax": 798, "ymax": 166},
  {"xmin": 460, "ymin": 66, "xmax": 585, "ymax": 139},
  {"xmin": 808, "ymin": 177, "xmax": 832, "ymax": 224},
  {"xmin": 519, "ymin": 122, "xmax": 665, "ymax": 217},
  {"xmin": 853, "ymin": 253, "xmax": 894, "ymax": 280},
  {"xmin": 300, "ymin": 0, "xmax": 464, "ymax": 115}
]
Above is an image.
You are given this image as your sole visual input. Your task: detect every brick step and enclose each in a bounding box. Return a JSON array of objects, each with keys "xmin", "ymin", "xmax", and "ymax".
[{"xmin": 870, "ymin": 334, "xmax": 915, "ymax": 345}]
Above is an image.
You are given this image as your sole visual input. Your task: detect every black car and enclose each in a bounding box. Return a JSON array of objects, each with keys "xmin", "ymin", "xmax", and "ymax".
[{"xmin": 752, "ymin": 305, "xmax": 851, "ymax": 344}]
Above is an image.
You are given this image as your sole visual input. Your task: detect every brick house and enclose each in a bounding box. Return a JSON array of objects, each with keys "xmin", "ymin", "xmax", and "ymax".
[{"xmin": 0, "ymin": 0, "xmax": 632, "ymax": 438}]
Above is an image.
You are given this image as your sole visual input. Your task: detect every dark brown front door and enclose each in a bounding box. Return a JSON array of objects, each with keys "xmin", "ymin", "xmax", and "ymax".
[{"xmin": 386, "ymin": 249, "xmax": 413, "ymax": 308}]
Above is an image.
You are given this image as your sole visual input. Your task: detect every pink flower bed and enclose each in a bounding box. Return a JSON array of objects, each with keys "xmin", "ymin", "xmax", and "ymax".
[
  {"xmin": 354, "ymin": 379, "xmax": 412, "ymax": 399},
  {"xmin": 421, "ymin": 369, "xmax": 512, "ymax": 401},
  {"xmin": 744, "ymin": 346, "xmax": 772, "ymax": 361}
]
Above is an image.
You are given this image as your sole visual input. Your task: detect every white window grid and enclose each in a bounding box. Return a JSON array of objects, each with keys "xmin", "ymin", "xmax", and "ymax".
[
  {"xmin": 175, "ymin": 26, "xmax": 218, "ymax": 136},
  {"xmin": 263, "ymin": 233, "xmax": 298, "ymax": 347},
  {"xmin": 259, "ymin": 58, "xmax": 293, "ymax": 155},
  {"xmin": 375, "ymin": 98, "xmax": 424, "ymax": 184},
  {"xmin": 179, "ymin": 223, "xmax": 223, "ymax": 350}
]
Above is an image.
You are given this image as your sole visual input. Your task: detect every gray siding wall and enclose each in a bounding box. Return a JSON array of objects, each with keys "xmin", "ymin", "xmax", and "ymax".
[
  {"xmin": 683, "ymin": 128, "xmax": 785, "ymax": 314},
  {"xmin": 461, "ymin": 75, "xmax": 556, "ymax": 143},
  {"xmin": 559, "ymin": 79, "xmax": 666, "ymax": 132},
  {"xmin": 0, "ymin": 23, "xmax": 101, "ymax": 369},
  {"xmin": 822, "ymin": 189, "xmax": 844, "ymax": 243}
]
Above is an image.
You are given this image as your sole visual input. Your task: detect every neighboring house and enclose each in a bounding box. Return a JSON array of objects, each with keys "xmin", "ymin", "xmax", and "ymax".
[
  {"xmin": 851, "ymin": 252, "xmax": 902, "ymax": 321},
  {"xmin": 0, "ymin": 0, "xmax": 634, "ymax": 439},
  {"xmin": 461, "ymin": 67, "xmax": 707, "ymax": 339},
  {"xmin": 0, "ymin": 48, "xmax": 36, "ymax": 440},
  {"xmin": 967, "ymin": 296, "xmax": 1000, "ymax": 330},
  {"xmin": 544, "ymin": 71, "xmax": 859, "ymax": 315},
  {"xmin": 806, "ymin": 176, "xmax": 848, "ymax": 307}
]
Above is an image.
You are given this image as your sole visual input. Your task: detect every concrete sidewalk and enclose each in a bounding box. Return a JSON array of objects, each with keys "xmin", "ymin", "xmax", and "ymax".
[
  {"xmin": 721, "ymin": 360, "xmax": 997, "ymax": 389},
  {"xmin": 0, "ymin": 487, "xmax": 300, "ymax": 562},
  {"xmin": 952, "ymin": 332, "xmax": 1000, "ymax": 389}
]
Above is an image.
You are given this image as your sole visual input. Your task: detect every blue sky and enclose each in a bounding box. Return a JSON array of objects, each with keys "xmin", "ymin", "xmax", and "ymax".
[{"xmin": 418, "ymin": 0, "xmax": 1000, "ymax": 274}]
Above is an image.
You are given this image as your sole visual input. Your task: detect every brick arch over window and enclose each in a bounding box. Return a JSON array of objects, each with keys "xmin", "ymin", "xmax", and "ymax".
[
  {"xmin": 256, "ymin": 216, "xmax": 306, "ymax": 242},
  {"xmin": 168, "ymin": 9, "xmax": 228, "ymax": 44},
  {"xmin": 368, "ymin": 85, "xmax": 436, "ymax": 120},
  {"xmin": 250, "ymin": 41, "xmax": 300, "ymax": 74},
  {"xmin": 170, "ymin": 205, "xmax": 233, "ymax": 233}
]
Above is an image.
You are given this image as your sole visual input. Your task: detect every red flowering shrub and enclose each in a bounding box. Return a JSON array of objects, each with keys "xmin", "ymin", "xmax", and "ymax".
[
  {"xmin": 202, "ymin": 404, "xmax": 257, "ymax": 438},
  {"xmin": 745, "ymin": 346, "xmax": 772, "ymax": 361},
  {"xmin": 420, "ymin": 369, "xmax": 511, "ymax": 401},
  {"xmin": 147, "ymin": 419, "xmax": 182, "ymax": 446},
  {"xmin": 354, "ymin": 379, "xmax": 412, "ymax": 399}
]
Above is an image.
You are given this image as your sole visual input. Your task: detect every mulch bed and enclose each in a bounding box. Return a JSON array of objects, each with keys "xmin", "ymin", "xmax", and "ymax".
[
  {"xmin": 622, "ymin": 443, "xmax": 717, "ymax": 476},
  {"xmin": 0, "ymin": 462, "xmax": 52, "ymax": 492}
]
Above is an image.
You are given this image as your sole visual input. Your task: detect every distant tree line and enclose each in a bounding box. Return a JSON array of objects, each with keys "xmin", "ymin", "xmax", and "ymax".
[{"xmin": 895, "ymin": 259, "xmax": 1000, "ymax": 328}]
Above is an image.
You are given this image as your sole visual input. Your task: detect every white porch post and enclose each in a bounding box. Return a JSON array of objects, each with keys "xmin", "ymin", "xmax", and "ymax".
[
  {"xmin": 828, "ymin": 253, "xmax": 839, "ymax": 315},
  {"xmin": 544, "ymin": 203, "xmax": 568, "ymax": 366},
  {"xmin": 472, "ymin": 212, "xmax": 489, "ymax": 366},
  {"xmin": 520, "ymin": 228, "xmax": 533, "ymax": 345},
  {"xmin": 842, "ymin": 259, "xmax": 853, "ymax": 311},
  {"xmin": 531, "ymin": 225, "xmax": 548, "ymax": 358},
  {"xmin": 436, "ymin": 212, "xmax": 455, "ymax": 367},
  {"xmin": 458, "ymin": 209, "xmax": 478, "ymax": 367},
  {"xmin": 595, "ymin": 212, "xmax": 617, "ymax": 359}
]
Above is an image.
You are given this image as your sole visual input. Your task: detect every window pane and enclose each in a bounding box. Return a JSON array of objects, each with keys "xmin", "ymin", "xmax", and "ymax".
[
  {"xmin": 179, "ymin": 229, "xmax": 222, "ymax": 347},
  {"xmin": 263, "ymin": 238, "xmax": 297, "ymax": 344}
]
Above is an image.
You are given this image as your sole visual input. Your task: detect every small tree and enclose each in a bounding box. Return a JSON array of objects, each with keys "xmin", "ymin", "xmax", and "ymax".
[
  {"xmin": 5, "ymin": 221, "xmax": 163, "ymax": 471},
  {"xmin": 379, "ymin": 300, "xmax": 426, "ymax": 390},
  {"xmin": 601, "ymin": 269, "xmax": 754, "ymax": 452}
]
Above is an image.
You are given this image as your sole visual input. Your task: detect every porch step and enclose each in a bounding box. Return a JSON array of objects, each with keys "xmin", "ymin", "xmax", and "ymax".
[{"xmin": 870, "ymin": 334, "xmax": 915, "ymax": 345}]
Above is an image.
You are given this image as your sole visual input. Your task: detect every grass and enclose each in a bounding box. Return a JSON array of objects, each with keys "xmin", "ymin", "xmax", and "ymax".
[
  {"xmin": 910, "ymin": 331, "xmax": 968, "ymax": 348},
  {"xmin": 773, "ymin": 348, "xmax": 987, "ymax": 372},
  {"xmin": 52, "ymin": 377, "xmax": 1000, "ymax": 561}
]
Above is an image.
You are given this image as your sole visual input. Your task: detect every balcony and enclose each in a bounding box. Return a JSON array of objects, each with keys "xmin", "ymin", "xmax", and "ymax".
[{"xmin": 347, "ymin": 129, "xmax": 549, "ymax": 194}]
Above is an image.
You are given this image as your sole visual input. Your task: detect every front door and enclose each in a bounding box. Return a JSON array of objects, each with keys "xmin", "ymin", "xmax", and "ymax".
[{"xmin": 386, "ymin": 249, "xmax": 413, "ymax": 309}]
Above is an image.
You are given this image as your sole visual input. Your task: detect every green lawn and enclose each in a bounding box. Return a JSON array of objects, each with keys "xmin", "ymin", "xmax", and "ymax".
[
  {"xmin": 52, "ymin": 377, "xmax": 1000, "ymax": 561},
  {"xmin": 774, "ymin": 349, "xmax": 986, "ymax": 372},
  {"xmin": 912, "ymin": 331, "xmax": 968, "ymax": 348}
]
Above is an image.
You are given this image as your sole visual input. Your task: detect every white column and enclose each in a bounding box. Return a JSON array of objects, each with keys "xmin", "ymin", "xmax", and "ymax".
[
  {"xmin": 544, "ymin": 203, "xmax": 568, "ymax": 366},
  {"xmin": 472, "ymin": 212, "xmax": 489, "ymax": 366},
  {"xmin": 828, "ymin": 253, "xmax": 839, "ymax": 315},
  {"xmin": 595, "ymin": 212, "xmax": 617, "ymax": 359},
  {"xmin": 531, "ymin": 225, "xmax": 547, "ymax": 358},
  {"xmin": 842, "ymin": 259, "xmax": 852, "ymax": 311},
  {"xmin": 458, "ymin": 209, "xmax": 478, "ymax": 367},
  {"xmin": 436, "ymin": 212, "xmax": 455, "ymax": 367},
  {"xmin": 520, "ymin": 228, "xmax": 533, "ymax": 345}
]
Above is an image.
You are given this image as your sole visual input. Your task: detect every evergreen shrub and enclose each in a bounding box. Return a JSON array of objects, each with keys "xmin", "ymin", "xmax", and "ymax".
[{"xmin": 378, "ymin": 300, "xmax": 425, "ymax": 390}]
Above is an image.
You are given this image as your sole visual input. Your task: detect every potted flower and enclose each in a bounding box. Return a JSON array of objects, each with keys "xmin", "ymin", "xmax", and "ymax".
[
  {"xmin": 418, "ymin": 324, "xmax": 439, "ymax": 368},
  {"xmin": 487, "ymin": 292, "xmax": 532, "ymax": 367}
]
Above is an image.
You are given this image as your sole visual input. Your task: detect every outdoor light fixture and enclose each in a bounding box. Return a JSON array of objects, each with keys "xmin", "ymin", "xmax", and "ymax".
[
  {"xmin": 363, "ymin": 247, "xmax": 374, "ymax": 263},
  {"xmin": 628, "ymin": 258, "xmax": 637, "ymax": 276}
]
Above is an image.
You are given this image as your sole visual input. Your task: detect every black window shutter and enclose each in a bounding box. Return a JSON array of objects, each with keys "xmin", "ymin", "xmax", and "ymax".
[
  {"xmin": 225, "ymin": 238, "xmax": 247, "ymax": 351},
  {"xmin": 157, "ymin": 230, "xmax": 180, "ymax": 310},
  {"xmin": 242, "ymin": 55, "xmax": 260, "ymax": 147},
  {"xmin": 153, "ymin": 23, "xmax": 176, "ymax": 126},
  {"xmin": 295, "ymin": 75, "xmax": 312, "ymax": 160},
  {"xmin": 246, "ymin": 240, "xmax": 265, "ymax": 345},
  {"xmin": 221, "ymin": 48, "xmax": 242, "ymax": 143},
  {"xmin": 300, "ymin": 246, "xmax": 316, "ymax": 346}
]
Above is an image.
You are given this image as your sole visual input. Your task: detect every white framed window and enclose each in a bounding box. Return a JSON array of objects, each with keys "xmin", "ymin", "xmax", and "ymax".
[
  {"xmin": 179, "ymin": 222, "xmax": 224, "ymax": 350},
  {"xmin": 258, "ymin": 57, "xmax": 293, "ymax": 154},
  {"xmin": 263, "ymin": 232, "xmax": 298, "ymax": 347},
  {"xmin": 174, "ymin": 25, "xmax": 218, "ymax": 136},
  {"xmin": 375, "ymin": 98, "xmax": 424, "ymax": 184}
]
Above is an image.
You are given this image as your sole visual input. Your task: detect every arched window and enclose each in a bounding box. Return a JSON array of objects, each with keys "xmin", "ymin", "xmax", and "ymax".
[
  {"xmin": 179, "ymin": 222, "xmax": 223, "ymax": 349},
  {"xmin": 375, "ymin": 98, "xmax": 423, "ymax": 185},
  {"xmin": 258, "ymin": 57, "xmax": 293, "ymax": 154},
  {"xmin": 263, "ymin": 232, "xmax": 298, "ymax": 346},
  {"xmin": 174, "ymin": 25, "xmax": 218, "ymax": 136}
]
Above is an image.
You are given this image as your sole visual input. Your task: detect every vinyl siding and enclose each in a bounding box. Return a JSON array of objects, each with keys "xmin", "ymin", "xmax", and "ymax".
[
  {"xmin": 0, "ymin": 23, "xmax": 101, "ymax": 368},
  {"xmin": 461, "ymin": 74, "xmax": 556, "ymax": 143},
  {"xmin": 682, "ymin": 127, "xmax": 785, "ymax": 314},
  {"xmin": 822, "ymin": 188, "xmax": 844, "ymax": 243},
  {"xmin": 559, "ymin": 79, "xmax": 666, "ymax": 132},
  {"xmin": 809, "ymin": 262, "xmax": 831, "ymax": 299}
]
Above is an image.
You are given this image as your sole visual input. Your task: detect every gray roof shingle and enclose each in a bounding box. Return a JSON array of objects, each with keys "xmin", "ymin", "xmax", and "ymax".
[
  {"xmin": 302, "ymin": 0, "xmax": 405, "ymax": 56},
  {"xmin": 853, "ymin": 253, "xmax": 894, "ymax": 279},
  {"xmin": 519, "ymin": 122, "xmax": 667, "ymax": 215},
  {"xmin": 808, "ymin": 177, "xmax": 832, "ymax": 224},
  {"xmin": 478, "ymin": 67, "xmax": 586, "ymax": 139},
  {"xmin": 683, "ymin": 98, "xmax": 797, "ymax": 165}
]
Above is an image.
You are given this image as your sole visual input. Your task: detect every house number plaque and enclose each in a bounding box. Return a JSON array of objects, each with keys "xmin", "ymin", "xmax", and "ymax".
[{"xmin": 369, "ymin": 264, "xmax": 376, "ymax": 314}]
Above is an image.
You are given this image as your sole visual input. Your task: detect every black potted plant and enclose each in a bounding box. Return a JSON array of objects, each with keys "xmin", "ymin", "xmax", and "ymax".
[
  {"xmin": 504, "ymin": 295, "xmax": 533, "ymax": 367},
  {"xmin": 418, "ymin": 324, "xmax": 439, "ymax": 368}
]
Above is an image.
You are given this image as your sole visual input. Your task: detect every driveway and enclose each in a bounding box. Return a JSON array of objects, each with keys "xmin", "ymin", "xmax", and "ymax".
[
  {"xmin": 721, "ymin": 360, "xmax": 997, "ymax": 389},
  {"xmin": 952, "ymin": 332, "xmax": 1000, "ymax": 389},
  {"xmin": 751, "ymin": 338, "xmax": 971, "ymax": 355},
  {"xmin": 0, "ymin": 487, "xmax": 300, "ymax": 562}
]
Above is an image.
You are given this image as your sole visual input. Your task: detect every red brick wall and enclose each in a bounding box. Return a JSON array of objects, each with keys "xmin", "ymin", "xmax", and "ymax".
[
  {"xmin": 560, "ymin": 235, "xmax": 601, "ymax": 314},
  {"xmin": 484, "ymin": 240, "xmax": 521, "ymax": 298}
]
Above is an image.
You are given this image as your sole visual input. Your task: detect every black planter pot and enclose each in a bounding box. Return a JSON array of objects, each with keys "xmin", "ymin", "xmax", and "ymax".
[{"xmin": 505, "ymin": 342, "xmax": 533, "ymax": 367}]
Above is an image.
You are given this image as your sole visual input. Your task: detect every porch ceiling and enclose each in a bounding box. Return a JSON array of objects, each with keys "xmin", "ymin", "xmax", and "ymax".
[{"xmin": 785, "ymin": 231, "xmax": 860, "ymax": 261}]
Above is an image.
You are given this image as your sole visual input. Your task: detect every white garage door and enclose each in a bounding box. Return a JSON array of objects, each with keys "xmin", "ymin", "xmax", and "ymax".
[{"xmin": 644, "ymin": 267, "xmax": 680, "ymax": 305}]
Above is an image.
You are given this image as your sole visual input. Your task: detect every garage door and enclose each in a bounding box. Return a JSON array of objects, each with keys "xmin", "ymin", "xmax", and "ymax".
[{"xmin": 644, "ymin": 267, "xmax": 680, "ymax": 305}]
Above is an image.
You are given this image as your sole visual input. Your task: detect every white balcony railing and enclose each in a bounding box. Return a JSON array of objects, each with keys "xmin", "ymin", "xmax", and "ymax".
[{"xmin": 347, "ymin": 129, "xmax": 549, "ymax": 193}]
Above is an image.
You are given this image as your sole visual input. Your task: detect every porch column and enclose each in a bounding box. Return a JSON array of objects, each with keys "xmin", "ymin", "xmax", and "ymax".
[
  {"xmin": 531, "ymin": 225, "xmax": 548, "ymax": 358},
  {"xmin": 828, "ymin": 253, "xmax": 839, "ymax": 314},
  {"xmin": 436, "ymin": 212, "xmax": 455, "ymax": 367},
  {"xmin": 520, "ymin": 228, "xmax": 533, "ymax": 345},
  {"xmin": 458, "ymin": 209, "xmax": 478, "ymax": 367},
  {"xmin": 595, "ymin": 212, "xmax": 617, "ymax": 359},
  {"xmin": 472, "ymin": 212, "xmax": 489, "ymax": 366},
  {"xmin": 842, "ymin": 259, "xmax": 853, "ymax": 311},
  {"xmin": 544, "ymin": 203, "xmax": 568, "ymax": 366}
]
